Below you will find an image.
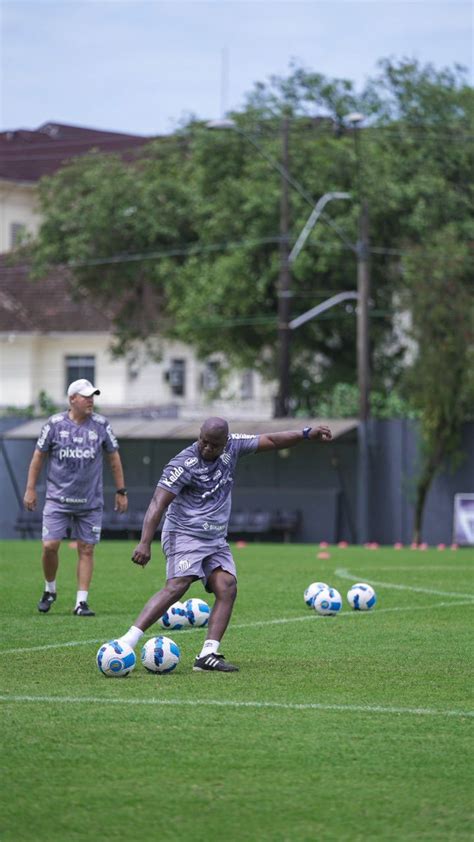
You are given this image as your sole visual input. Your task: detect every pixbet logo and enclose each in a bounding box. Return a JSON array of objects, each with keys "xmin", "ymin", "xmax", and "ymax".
[{"xmin": 58, "ymin": 446, "xmax": 96, "ymax": 460}]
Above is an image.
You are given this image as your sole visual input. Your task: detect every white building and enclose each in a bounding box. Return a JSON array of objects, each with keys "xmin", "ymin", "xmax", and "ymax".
[{"xmin": 0, "ymin": 123, "xmax": 275, "ymax": 417}]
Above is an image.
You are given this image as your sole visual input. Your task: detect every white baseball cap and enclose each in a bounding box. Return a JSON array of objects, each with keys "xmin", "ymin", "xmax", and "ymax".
[{"xmin": 67, "ymin": 379, "xmax": 101, "ymax": 398}]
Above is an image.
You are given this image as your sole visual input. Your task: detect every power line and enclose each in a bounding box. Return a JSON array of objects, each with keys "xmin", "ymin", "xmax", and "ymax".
[
  {"xmin": 0, "ymin": 234, "xmax": 436, "ymax": 278},
  {"xmin": 0, "ymin": 309, "xmax": 392, "ymax": 343}
]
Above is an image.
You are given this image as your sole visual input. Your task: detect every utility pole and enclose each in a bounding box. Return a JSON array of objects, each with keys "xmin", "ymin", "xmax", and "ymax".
[
  {"xmin": 275, "ymin": 116, "xmax": 291, "ymax": 418},
  {"xmin": 357, "ymin": 198, "xmax": 370, "ymax": 422},
  {"xmin": 349, "ymin": 112, "xmax": 371, "ymax": 545},
  {"xmin": 356, "ymin": 197, "xmax": 371, "ymax": 544}
]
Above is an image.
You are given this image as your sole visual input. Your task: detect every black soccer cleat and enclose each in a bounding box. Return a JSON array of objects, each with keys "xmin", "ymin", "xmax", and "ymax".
[
  {"xmin": 73, "ymin": 601, "xmax": 95, "ymax": 617},
  {"xmin": 193, "ymin": 653, "xmax": 239, "ymax": 672},
  {"xmin": 37, "ymin": 591, "xmax": 57, "ymax": 613}
]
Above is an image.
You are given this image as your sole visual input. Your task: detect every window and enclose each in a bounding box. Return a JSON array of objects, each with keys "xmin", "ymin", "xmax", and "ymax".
[
  {"xmin": 240, "ymin": 370, "xmax": 254, "ymax": 400},
  {"xmin": 10, "ymin": 222, "xmax": 26, "ymax": 248},
  {"xmin": 202, "ymin": 360, "xmax": 220, "ymax": 393},
  {"xmin": 65, "ymin": 355, "xmax": 95, "ymax": 394},
  {"xmin": 167, "ymin": 359, "xmax": 186, "ymax": 396}
]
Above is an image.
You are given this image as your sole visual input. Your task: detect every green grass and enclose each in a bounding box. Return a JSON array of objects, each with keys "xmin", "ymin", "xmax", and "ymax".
[{"xmin": 1, "ymin": 540, "xmax": 473, "ymax": 842}]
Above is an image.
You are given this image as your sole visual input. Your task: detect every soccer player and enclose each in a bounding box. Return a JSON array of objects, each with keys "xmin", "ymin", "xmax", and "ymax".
[
  {"xmin": 117, "ymin": 416, "xmax": 332, "ymax": 671},
  {"xmin": 23, "ymin": 379, "xmax": 128, "ymax": 616}
]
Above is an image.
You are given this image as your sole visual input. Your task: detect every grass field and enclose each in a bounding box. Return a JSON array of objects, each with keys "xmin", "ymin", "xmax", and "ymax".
[{"xmin": 1, "ymin": 539, "xmax": 473, "ymax": 842}]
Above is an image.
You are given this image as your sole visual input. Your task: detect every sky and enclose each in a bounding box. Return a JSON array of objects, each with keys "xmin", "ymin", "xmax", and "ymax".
[{"xmin": 1, "ymin": 0, "xmax": 473, "ymax": 137}]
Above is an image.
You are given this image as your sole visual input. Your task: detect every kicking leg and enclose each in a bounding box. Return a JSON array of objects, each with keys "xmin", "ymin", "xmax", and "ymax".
[{"xmin": 118, "ymin": 576, "xmax": 194, "ymax": 648}]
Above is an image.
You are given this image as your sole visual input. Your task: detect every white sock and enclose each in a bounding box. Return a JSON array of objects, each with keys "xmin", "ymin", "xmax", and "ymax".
[
  {"xmin": 45, "ymin": 580, "xmax": 56, "ymax": 594},
  {"xmin": 117, "ymin": 626, "xmax": 144, "ymax": 649},
  {"xmin": 76, "ymin": 590, "xmax": 88, "ymax": 607},
  {"xmin": 198, "ymin": 639, "xmax": 220, "ymax": 658}
]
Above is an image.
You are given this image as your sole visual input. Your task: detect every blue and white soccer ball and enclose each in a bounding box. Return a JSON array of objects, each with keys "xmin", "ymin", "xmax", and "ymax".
[
  {"xmin": 347, "ymin": 583, "xmax": 377, "ymax": 611},
  {"xmin": 141, "ymin": 635, "xmax": 181, "ymax": 674},
  {"xmin": 159, "ymin": 601, "xmax": 189, "ymax": 630},
  {"xmin": 304, "ymin": 582, "xmax": 328, "ymax": 608},
  {"xmin": 313, "ymin": 587, "xmax": 343, "ymax": 616},
  {"xmin": 185, "ymin": 597, "xmax": 211, "ymax": 627},
  {"xmin": 96, "ymin": 640, "xmax": 136, "ymax": 677}
]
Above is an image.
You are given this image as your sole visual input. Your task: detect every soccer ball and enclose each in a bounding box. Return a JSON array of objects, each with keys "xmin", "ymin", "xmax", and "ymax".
[
  {"xmin": 159, "ymin": 601, "xmax": 189, "ymax": 630},
  {"xmin": 313, "ymin": 587, "xmax": 342, "ymax": 616},
  {"xmin": 141, "ymin": 635, "xmax": 181, "ymax": 674},
  {"xmin": 185, "ymin": 597, "xmax": 211, "ymax": 627},
  {"xmin": 347, "ymin": 583, "xmax": 377, "ymax": 610},
  {"xmin": 96, "ymin": 640, "xmax": 136, "ymax": 677},
  {"xmin": 304, "ymin": 582, "xmax": 328, "ymax": 608}
]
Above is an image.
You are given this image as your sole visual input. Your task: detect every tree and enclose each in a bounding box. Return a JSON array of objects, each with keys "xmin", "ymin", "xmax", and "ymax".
[
  {"xmin": 25, "ymin": 58, "xmax": 473, "ymax": 424},
  {"xmin": 401, "ymin": 227, "xmax": 474, "ymax": 542}
]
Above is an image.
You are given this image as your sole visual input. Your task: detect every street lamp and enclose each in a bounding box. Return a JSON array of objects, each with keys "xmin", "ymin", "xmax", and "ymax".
[
  {"xmin": 208, "ymin": 114, "xmax": 371, "ymax": 542},
  {"xmin": 206, "ymin": 118, "xmax": 351, "ymax": 416}
]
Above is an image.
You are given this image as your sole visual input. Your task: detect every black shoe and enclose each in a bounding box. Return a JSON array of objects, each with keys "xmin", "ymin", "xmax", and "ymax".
[
  {"xmin": 38, "ymin": 591, "xmax": 57, "ymax": 613},
  {"xmin": 73, "ymin": 601, "xmax": 95, "ymax": 617},
  {"xmin": 193, "ymin": 653, "xmax": 239, "ymax": 672}
]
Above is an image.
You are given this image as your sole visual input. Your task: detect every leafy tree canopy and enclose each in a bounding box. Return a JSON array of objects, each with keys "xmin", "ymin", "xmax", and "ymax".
[{"xmin": 27, "ymin": 58, "xmax": 473, "ymax": 417}]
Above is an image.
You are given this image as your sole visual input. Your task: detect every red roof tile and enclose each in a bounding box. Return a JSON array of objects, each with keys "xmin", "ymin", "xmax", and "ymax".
[
  {"xmin": 0, "ymin": 255, "xmax": 114, "ymax": 332},
  {"xmin": 0, "ymin": 121, "xmax": 154, "ymax": 182}
]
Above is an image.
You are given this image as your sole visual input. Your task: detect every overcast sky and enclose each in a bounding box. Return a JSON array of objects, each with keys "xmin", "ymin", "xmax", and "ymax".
[{"xmin": 2, "ymin": 0, "xmax": 472, "ymax": 136}]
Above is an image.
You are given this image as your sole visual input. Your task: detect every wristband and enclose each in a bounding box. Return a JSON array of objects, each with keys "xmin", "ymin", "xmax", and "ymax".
[
  {"xmin": 302, "ymin": 427, "xmax": 312, "ymax": 439},
  {"xmin": 115, "ymin": 488, "xmax": 128, "ymax": 496}
]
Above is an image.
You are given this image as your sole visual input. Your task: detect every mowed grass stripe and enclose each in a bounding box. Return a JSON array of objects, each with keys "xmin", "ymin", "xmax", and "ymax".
[
  {"xmin": 1, "ymin": 693, "xmax": 473, "ymax": 718},
  {"xmin": 1, "ymin": 599, "xmax": 473, "ymax": 655}
]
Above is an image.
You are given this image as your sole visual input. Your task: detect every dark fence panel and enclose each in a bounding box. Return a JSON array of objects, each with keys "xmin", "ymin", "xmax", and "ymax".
[{"xmin": 2, "ymin": 422, "xmax": 473, "ymax": 544}]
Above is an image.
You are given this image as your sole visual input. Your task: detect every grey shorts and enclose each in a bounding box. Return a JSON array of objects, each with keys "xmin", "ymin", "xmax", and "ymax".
[
  {"xmin": 42, "ymin": 501, "xmax": 103, "ymax": 544},
  {"xmin": 161, "ymin": 531, "xmax": 237, "ymax": 591}
]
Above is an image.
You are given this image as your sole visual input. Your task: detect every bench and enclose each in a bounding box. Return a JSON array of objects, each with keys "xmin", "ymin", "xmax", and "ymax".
[
  {"xmin": 228, "ymin": 509, "xmax": 301, "ymax": 542},
  {"xmin": 15, "ymin": 510, "xmax": 43, "ymax": 539},
  {"xmin": 100, "ymin": 510, "xmax": 148, "ymax": 539},
  {"xmin": 15, "ymin": 507, "xmax": 302, "ymax": 543},
  {"xmin": 14, "ymin": 509, "xmax": 148, "ymax": 540}
]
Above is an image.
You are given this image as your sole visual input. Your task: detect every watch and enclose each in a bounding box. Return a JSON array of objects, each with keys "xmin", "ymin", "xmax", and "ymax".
[
  {"xmin": 115, "ymin": 488, "xmax": 128, "ymax": 496},
  {"xmin": 302, "ymin": 427, "xmax": 312, "ymax": 439}
]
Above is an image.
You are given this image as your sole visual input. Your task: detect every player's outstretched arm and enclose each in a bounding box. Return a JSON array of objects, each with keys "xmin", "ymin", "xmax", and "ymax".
[
  {"xmin": 132, "ymin": 486, "xmax": 176, "ymax": 567},
  {"xmin": 256, "ymin": 426, "xmax": 332, "ymax": 452}
]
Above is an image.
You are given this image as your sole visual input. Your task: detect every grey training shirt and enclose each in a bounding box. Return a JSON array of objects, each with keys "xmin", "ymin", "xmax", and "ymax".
[
  {"xmin": 36, "ymin": 411, "xmax": 119, "ymax": 511},
  {"xmin": 158, "ymin": 433, "xmax": 259, "ymax": 539}
]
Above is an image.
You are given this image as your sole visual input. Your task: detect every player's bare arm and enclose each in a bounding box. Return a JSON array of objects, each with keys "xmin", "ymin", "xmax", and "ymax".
[
  {"xmin": 23, "ymin": 450, "xmax": 47, "ymax": 510},
  {"xmin": 132, "ymin": 486, "xmax": 176, "ymax": 566},
  {"xmin": 256, "ymin": 426, "xmax": 332, "ymax": 452},
  {"xmin": 107, "ymin": 451, "xmax": 128, "ymax": 513}
]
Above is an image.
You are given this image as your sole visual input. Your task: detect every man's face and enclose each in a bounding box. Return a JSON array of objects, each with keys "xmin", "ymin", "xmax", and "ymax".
[
  {"xmin": 70, "ymin": 393, "xmax": 95, "ymax": 415},
  {"xmin": 198, "ymin": 429, "xmax": 228, "ymax": 462}
]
